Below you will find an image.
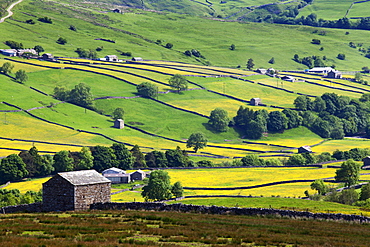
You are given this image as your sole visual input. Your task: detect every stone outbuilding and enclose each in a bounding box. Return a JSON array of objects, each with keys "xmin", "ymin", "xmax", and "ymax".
[
  {"xmin": 42, "ymin": 170, "xmax": 111, "ymax": 211},
  {"xmin": 132, "ymin": 57, "xmax": 143, "ymax": 61},
  {"xmin": 105, "ymin": 55, "xmax": 118, "ymax": 62},
  {"xmin": 255, "ymin": 68, "xmax": 267, "ymax": 74},
  {"xmin": 41, "ymin": 53, "xmax": 54, "ymax": 60},
  {"xmin": 298, "ymin": 145, "xmax": 312, "ymax": 153},
  {"xmin": 250, "ymin": 98, "xmax": 261, "ymax": 106},
  {"xmin": 130, "ymin": 170, "xmax": 146, "ymax": 181},
  {"xmin": 327, "ymin": 70, "xmax": 342, "ymax": 79},
  {"xmin": 114, "ymin": 119, "xmax": 124, "ymax": 129},
  {"xmin": 362, "ymin": 156, "xmax": 370, "ymax": 170},
  {"xmin": 281, "ymin": 75, "xmax": 295, "ymax": 82}
]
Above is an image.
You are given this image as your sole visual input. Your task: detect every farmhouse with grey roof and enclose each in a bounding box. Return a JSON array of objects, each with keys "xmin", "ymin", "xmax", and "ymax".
[{"xmin": 42, "ymin": 170, "xmax": 111, "ymax": 211}]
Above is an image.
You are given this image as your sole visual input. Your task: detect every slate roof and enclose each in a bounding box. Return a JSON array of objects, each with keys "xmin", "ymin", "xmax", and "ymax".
[
  {"xmin": 102, "ymin": 167, "xmax": 126, "ymax": 174},
  {"xmin": 58, "ymin": 170, "xmax": 111, "ymax": 186}
]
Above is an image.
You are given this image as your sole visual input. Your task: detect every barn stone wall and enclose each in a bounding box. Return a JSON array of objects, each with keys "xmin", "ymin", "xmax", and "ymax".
[
  {"xmin": 75, "ymin": 183, "xmax": 111, "ymax": 210},
  {"xmin": 43, "ymin": 176, "xmax": 75, "ymax": 211}
]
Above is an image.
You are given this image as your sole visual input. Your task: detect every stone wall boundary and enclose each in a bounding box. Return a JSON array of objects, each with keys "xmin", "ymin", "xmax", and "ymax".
[{"xmin": 90, "ymin": 202, "xmax": 370, "ymax": 223}]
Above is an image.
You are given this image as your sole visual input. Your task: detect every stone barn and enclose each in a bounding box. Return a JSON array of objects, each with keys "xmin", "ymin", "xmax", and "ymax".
[
  {"xmin": 114, "ymin": 119, "xmax": 124, "ymax": 129},
  {"xmin": 130, "ymin": 170, "xmax": 146, "ymax": 181},
  {"xmin": 298, "ymin": 145, "xmax": 312, "ymax": 153},
  {"xmin": 42, "ymin": 170, "xmax": 111, "ymax": 211},
  {"xmin": 250, "ymin": 98, "xmax": 261, "ymax": 106},
  {"xmin": 362, "ymin": 156, "xmax": 370, "ymax": 170}
]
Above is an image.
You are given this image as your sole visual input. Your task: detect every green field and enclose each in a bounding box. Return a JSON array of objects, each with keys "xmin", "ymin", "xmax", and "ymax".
[{"xmin": 1, "ymin": 0, "xmax": 370, "ymax": 70}]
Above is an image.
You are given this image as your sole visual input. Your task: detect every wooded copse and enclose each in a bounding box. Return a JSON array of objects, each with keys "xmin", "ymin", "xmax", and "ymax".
[{"xmin": 229, "ymin": 92, "xmax": 370, "ymax": 140}]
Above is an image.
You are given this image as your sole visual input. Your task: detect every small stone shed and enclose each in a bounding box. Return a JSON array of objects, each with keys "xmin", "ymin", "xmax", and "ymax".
[
  {"xmin": 362, "ymin": 156, "xmax": 370, "ymax": 170},
  {"xmin": 132, "ymin": 57, "xmax": 143, "ymax": 61},
  {"xmin": 327, "ymin": 70, "xmax": 342, "ymax": 79},
  {"xmin": 298, "ymin": 145, "xmax": 312, "ymax": 153},
  {"xmin": 114, "ymin": 119, "xmax": 124, "ymax": 129},
  {"xmin": 250, "ymin": 98, "xmax": 261, "ymax": 106},
  {"xmin": 130, "ymin": 170, "xmax": 146, "ymax": 181},
  {"xmin": 42, "ymin": 170, "xmax": 111, "ymax": 211}
]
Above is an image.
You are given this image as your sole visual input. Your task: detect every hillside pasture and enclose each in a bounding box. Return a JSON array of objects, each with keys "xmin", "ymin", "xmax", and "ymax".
[{"xmin": 298, "ymin": 0, "xmax": 354, "ymax": 20}]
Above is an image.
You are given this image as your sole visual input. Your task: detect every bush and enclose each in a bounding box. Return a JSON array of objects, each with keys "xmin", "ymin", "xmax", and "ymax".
[
  {"xmin": 337, "ymin": 53, "xmax": 346, "ymax": 60},
  {"xmin": 38, "ymin": 17, "xmax": 52, "ymax": 23},
  {"xmin": 57, "ymin": 37, "xmax": 67, "ymax": 45},
  {"xmin": 311, "ymin": 39, "xmax": 321, "ymax": 45}
]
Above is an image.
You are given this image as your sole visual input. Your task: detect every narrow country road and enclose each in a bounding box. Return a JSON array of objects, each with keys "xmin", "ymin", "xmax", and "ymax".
[{"xmin": 0, "ymin": 0, "xmax": 24, "ymax": 23}]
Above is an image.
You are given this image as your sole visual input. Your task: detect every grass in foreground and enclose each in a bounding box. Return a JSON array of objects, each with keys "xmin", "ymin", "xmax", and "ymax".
[{"xmin": 0, "ymin": 210, "xmax": 370, "ymax": 246}]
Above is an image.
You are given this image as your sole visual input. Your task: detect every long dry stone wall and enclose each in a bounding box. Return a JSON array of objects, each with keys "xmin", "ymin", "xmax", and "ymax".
[{"xmin": 91, "ymin": 202, "xmax": 370, "ymax": 223}]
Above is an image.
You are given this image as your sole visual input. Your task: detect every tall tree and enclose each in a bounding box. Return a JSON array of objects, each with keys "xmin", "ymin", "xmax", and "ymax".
[
  {"xmin": 168, "ymin": 74, "xmax": 188, "ymax": 92},
  {"xmin": 166, "ymin": 147, "xmax": 189, "ymax": 167},
  {"xmin": 111, "ymin": 143, "xmax": 134, "ymax": 170},
  {"xmin": 90, "ymin": 145, "xmax": 116, "ymax": 172},
  {"xmin": 310, "ymin": 179, "xmax": 328, "ymax": 195},
  {"xmin": 53, "ymin": 150, "xmax": 74, "ymax": 172},
  {"xmin": 69, "ymin": 83, "xmax": 94, "ymax": 109},
  {"xmin": 208, "ymin": 108, "xmax": 229, "ymax": 132},
  {"xmin": 0, "ymin": 154, "xmax": 28, "ymax": 184},
  {"xmin": 131, "ymin": 145, "xmax": 146, "ymax": 168},
  {"xmin": 246, "ymin": 58, "xmax": 255, "ymax": 70},
  {"xmin": 15, "ymin": 70, "xmax": 28, "ymax": 83},
  {"xmin": 19, "ymin": 147, "xmax": 54, "ymax": 177},
  {"xmin": 360, "ymin": 183, "xmax": 370, "ymax": 201},
  {"xmin": 267, "ymin": 111, "xmax": 287, "ymax": 132},
  {"xmin": 75, "ymin": 147, "xmax": 94, "ymax": 170},
  {"xmin": 142, "ymin": 170, "xmax": 172, "ymax": 201},
  {"xmin": 186, "ymin": 132, "xmax": 207, "ymax": 152},
  {"xmin": 335, "ymin": 159, "xmax": 361, "ymax": 187}
]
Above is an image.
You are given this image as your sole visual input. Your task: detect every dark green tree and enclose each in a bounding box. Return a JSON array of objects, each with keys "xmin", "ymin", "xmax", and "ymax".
[
  {"xmin": 145, "ymin": 151, "xmax": 168, "ymax": 168},
  {"xmin": 335, "ymin": 159, "xmax": 361, "ymax": 187},
  {"xmin": 310, "ymin": 179, "xmax": 328, "ymax": 195},
  {"xmin": 241, "ymin": 154, "xmax": 265, "ymax": 166},
  {"xmin": 137, "ymin": 82, "xmax": 158, "ymax": 98},
  {"xmin": 208, "ymin": 108, "xmax": 229, "ymax": 132},
  {"xmin": 165, "ymin": 43, "xmax": 173, "ymax": 49},
  {"xmin": 186, "ymin": 132, "xmax": 207, "ymax": 152},
  {"xmin": 90, "ymin": 145, "xmax": 116, "ymax": 172},
  {"xmin": 282, "ymin": 109, "xmax": 302, "ymax": 129},
  {"xmin": 69, "ymin": 83, "xmax": 94, "ymax": 109},
  {"xmin": 131, "ymin": 145, "xmax": 146, "ymax": 168},
  {"xmin": 268, "ymin": 57, "xmax": 275, "ymax": 64},
  {"xmin": 57, "ymin": 37, "xmax": 67, "ymax": 45},
  {"xmin": 286, "ymin": 154, "xmax": 306, "ymax": 166},
  {"xmin": 267, "ymin": 111, "xmax": 287, "ymax": 132},
  {"xmin": 171, "ymin": 181, "xmax": 183, "ymax": 198},
  {"xmin": 15, "ymin": 69, "xmax": 28, "ymax": 83},
  {"xmin": 112, "ymin": 107, "xmax": 124, "ymax": 120},
  {"xmin": 111, "ymin": 143, "xmax": 134, "ymax": 170},
  {"xmin": 338, "ymin": 189, "xmax": 359, "ymax": 205},
  {"xmin": 360, "ymin": 183, "xmax": 370, "ymax": 201},
  {"xmin": 246, "ymin": 58, "xmax": 254, "ymax": 70},
  {"xmin": 245, "ymin": 120, "xmax": 264, "ymax": 139},
  {"xmin": 33, "ymin": 45, "xmax": 44, "ymax": 55},
  {"xmin": 74, "ymin": 146, "xmax": 94, "ymax": 171},
  {"xmin": 53, "ymin": 150, "xmax": 74, "ymax": 173},
  {"xmin": 166, "ymin": 147, "xmax": 189, "ymax": 167},
  {"xmin": 230, "ymin": 44, "xmax": 235, "ymax": 50},
  {"xmin": 168, "ymin": 74, "xmax": 188, "ymax": 92},
  {"xmin": 0, "ymin": 154, "xmax": 28, "ymax": 184},
  {"xmin": 142, "ymin": 170, "xmax": 172, "ymax": 201}
]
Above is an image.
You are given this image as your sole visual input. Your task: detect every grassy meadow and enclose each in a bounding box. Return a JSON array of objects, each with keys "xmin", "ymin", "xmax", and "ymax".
[{"xmin": 0, "ymin": 0, "xmax": 369, "ymax": 70}]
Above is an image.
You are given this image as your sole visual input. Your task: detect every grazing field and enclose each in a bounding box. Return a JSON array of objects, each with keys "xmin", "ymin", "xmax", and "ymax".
[{"xmin": 298, "ymin": 0, "xmax": 354, "ymax": 20}]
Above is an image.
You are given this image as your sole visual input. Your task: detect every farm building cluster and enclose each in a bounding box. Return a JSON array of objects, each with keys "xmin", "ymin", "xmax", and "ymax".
[{"xmin": 42, "ymin": 168, "xmax": 148, "ymax": 211}]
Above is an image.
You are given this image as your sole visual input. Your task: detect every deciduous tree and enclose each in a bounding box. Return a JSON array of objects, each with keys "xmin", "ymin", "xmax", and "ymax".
[
  {"xmin": 169, "ymin": 74, "xmax": 188, "ymax": 92},
  {"xmin": 137, "ymin": 82, "xmax": 158, "ymax": 98},
  {"xmin": 335, "ymin": 159, "xmax": 360, "ymax": 187},
  {"xmin": 15, "ymin": 69, "xmax": 28, "ymax": 83},
  {"xmin": 142, "ymin": 170, "xmax": 172, "ymax": 201},
  {"xmin": 208, "ymin": 108, "xmax": 229, "ymax": 132},
  {"xmin": 186, "ymin": 132, "xmax": 207, "ymax": 152},
  {"xmin": 0, "ymin": 154, "xmax": 28, "ymax": 184}
]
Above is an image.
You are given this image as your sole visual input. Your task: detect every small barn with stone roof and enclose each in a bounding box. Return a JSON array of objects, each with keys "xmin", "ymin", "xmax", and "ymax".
[{"xmin": 42, "ymin": 170, "xmax": 111, "ymax": 211}]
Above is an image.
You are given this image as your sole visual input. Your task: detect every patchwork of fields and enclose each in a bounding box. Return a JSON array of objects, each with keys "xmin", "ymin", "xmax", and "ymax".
[{"xmin": 1, "ymin": 57, "xmax": 370, "ymax": 160}]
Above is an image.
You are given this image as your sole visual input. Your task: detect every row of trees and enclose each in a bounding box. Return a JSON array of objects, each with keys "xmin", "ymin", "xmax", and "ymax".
[{"xmin": 0, "ymin": 189, "xmax": 42, "ymax": 207}]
